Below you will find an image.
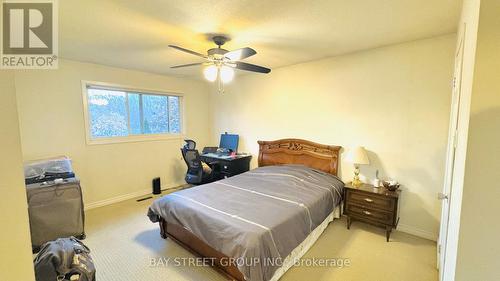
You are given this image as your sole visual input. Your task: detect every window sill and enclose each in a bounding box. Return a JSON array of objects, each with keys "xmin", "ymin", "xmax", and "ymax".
[{"xmin": 86, "ymin": 134, "xmax": 184, "ymax": 145}]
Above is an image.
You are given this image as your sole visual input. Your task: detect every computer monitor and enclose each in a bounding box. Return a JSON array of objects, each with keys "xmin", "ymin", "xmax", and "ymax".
[{"xmin": 219, "ymin": 133, "xmax": 239, "ymax": 152}]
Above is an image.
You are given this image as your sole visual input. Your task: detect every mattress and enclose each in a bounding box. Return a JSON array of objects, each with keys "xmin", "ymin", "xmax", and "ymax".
[
  {"xmin": 269, "ymin": 206, "xmax": 341, "ymax": 281},
  {"xmin": 148, "ymin": 164, "xmax": 345, "ymax": 281}
]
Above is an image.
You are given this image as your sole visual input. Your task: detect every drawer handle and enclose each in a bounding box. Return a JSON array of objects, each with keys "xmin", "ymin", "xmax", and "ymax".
[
  {"xmin": 364, "ymin": 198, "xmax": 374, "ymax": 203},
  {"xmin": 363, "ymin": 210, "xmax": 372, "ymax": 215}
]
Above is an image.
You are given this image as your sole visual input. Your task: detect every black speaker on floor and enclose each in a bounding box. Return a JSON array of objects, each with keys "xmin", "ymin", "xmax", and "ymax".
[{"xmin": 152, "ymin": 177, "xmax": 161, "ymax": 195}]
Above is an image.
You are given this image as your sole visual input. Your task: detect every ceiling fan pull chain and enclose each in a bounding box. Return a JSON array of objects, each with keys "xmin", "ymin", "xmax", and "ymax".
[{"xmin": 218, "ymin": 74, "xmax": 225, "ymax": 94}]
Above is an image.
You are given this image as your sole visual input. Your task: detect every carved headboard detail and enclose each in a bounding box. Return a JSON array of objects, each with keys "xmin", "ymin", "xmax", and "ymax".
[{"xmin": 257, "ymin": 139, "xmax": 341, "ymax": 175}]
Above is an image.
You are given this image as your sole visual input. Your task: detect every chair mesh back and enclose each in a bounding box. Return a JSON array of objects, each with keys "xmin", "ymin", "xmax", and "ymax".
[
  {"xmin": 180, "ymin": 141, "xmax": 206, "ymax": 184},
  {"xmin": 184, "ymin": 149, "xmax": 201, "ymax": 174},
  {"xmin": 184, "ymin": 140, "xmax": 196, "ymax": 150}
]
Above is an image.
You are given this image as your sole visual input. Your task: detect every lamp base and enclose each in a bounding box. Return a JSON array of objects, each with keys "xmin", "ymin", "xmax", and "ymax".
[
  {"xmin": 352, "ymin": 165, "xmax": 363, "ymax": 187},
  {"xmin": 352, "ymin": 178, "xmax": 363, "ymax": 187}
]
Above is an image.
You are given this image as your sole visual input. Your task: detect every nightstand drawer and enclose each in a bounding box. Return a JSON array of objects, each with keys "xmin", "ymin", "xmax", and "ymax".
[
  {"xmin": 346, "ymin": 203, "xmax": 394, "ymax": 224},
  {"xmin": 348, "ymin": 191, "xmax": 394, "ymax": 211}
]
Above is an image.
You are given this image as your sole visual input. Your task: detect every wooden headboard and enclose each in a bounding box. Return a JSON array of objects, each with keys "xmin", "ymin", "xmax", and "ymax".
[{"xmin": 257, "ymin": 139, "xmax": 341, "ymax": 175}]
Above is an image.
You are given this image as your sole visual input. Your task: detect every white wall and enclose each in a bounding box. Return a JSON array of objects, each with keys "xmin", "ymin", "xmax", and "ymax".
[
  {"xmin": 14, "ymin": 59, "xmax": 211, "ymax": 206},
  {"xmin": 210, "ymin": 34, "xmax": 456, "ymax": 239},
  {"xmin": 456, "ymin": 0, "xmax": 500, "ymax": 279},
  {"xmin": 0, "ymin": 71, "xmax": 35, "ymax": 281}
]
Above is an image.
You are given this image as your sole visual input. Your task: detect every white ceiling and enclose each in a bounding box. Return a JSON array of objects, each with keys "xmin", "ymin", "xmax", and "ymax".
[{"xmin": 59, "ymin": 0, "xmax": 462, "ymax": 79}]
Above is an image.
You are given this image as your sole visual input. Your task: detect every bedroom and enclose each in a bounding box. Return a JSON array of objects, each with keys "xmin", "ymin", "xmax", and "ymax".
[{"xmin": 1, "ymin": 0, "xmax": 499, "ymax": 281}]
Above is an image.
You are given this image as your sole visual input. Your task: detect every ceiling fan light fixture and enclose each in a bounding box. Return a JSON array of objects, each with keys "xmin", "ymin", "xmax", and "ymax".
[
  {"xmin": 220, "ymin": 65, "xmax": 235, "ymax": 83},
  {"xmin": 203, "ymin": 65, "xmax": 218, "ymax": 82}
]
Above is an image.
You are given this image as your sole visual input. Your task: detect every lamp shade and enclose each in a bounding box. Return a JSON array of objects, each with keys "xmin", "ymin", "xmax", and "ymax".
[{"xmin": 345, "ymin": 146, "xmax": 370, "ymax": 165}]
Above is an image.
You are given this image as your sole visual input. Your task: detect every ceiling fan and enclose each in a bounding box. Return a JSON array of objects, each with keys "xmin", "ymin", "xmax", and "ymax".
[{"xmin": 169, "ymin": 35, "xmax": 271, "ymax": 92}]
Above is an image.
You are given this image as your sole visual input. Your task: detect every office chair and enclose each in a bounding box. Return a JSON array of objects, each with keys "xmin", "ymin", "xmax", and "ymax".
[{"xmin": 181, "ymin": 140, "xmax": 220, "ymax": 185}]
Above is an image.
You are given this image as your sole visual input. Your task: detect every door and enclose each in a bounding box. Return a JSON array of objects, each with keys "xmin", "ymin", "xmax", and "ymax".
[{"xmin": 437, "ymin": 25, "xmax": 466, "ymax": 279}]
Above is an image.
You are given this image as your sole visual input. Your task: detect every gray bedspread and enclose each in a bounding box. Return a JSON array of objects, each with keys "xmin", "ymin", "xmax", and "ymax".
[{"xmin": 148, "ymin": 164, "xmax": 344, "ymax": 281}]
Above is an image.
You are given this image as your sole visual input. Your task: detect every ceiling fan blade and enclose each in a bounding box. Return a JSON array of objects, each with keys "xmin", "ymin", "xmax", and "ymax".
[
  {"xmin": 234, "ymin": 62, "xmax": 271, "ymax": 74},
  {"xmin": 225, "ymin": 47, "xmax": 257, "ymax": 61},
  {"xmin": 170, "ymin": 62, "xmax": 205, "ymax": 69},
  {"xmin": 168, "ymin": 45, "xmax": 207, "ymax": 58}
]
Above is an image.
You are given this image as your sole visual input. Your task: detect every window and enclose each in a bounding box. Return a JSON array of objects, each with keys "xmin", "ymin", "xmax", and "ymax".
[{"xmin": 83, "ymin": 83, "xmax": 182, "ymax": 143}]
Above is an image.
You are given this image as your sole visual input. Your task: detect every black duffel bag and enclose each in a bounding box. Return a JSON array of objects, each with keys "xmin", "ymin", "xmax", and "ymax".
[{"xmin": 34, "ymin": 237, "xmax": 96, "ymax": 281}]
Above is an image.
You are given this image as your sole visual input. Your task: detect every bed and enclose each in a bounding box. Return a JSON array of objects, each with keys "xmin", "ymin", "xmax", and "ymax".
[{"xmin": 148, "ymin": 139, "xmax": 344, "ymax": 281}]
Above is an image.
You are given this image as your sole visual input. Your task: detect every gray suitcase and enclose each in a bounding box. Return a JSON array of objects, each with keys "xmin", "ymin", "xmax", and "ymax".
[{"xmin": 27, "ymin": 178, "xmax": 85, "ymax": 252}]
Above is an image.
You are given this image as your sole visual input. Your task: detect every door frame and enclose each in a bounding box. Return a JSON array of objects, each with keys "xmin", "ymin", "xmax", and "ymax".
[{"xmin": 440, "ymin": 19, "xmax": 477, "ymax": 281}]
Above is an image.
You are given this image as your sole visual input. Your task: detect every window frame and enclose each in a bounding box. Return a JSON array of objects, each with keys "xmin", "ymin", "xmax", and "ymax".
[{"xmin": 81, "ymin": 80, "xmax": 185, "ymax": 145}]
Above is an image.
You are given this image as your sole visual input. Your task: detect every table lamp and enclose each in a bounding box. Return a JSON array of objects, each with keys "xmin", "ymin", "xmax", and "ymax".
[{"xmin": 346, "ymin": 146, "xmax": 370, "ymax": 187}]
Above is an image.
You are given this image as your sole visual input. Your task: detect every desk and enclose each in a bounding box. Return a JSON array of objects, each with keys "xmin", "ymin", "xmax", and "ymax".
[{"xmin": 200, "ymin": 153, "xmax": 252, "ymax": 179}]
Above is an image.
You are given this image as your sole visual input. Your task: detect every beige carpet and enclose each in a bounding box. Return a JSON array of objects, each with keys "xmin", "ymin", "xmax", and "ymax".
[{"xmin": 84, "ymin": 190, "xmax": 438, "ymax": 281}]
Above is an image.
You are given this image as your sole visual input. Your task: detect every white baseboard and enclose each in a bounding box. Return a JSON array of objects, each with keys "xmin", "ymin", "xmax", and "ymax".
[
  {"xmin": 397, "ymin": 223, "xmax": 437, "ymax": 241},
  {"xmin": 84, "ymin": 183, "xmax": 182, "ymax": 211}
]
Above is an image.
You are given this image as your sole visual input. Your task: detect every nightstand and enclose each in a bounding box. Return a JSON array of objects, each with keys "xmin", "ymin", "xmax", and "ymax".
[{"xmin": 343, "ymin": 182, "xmax": 401, "ymax": 242}]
